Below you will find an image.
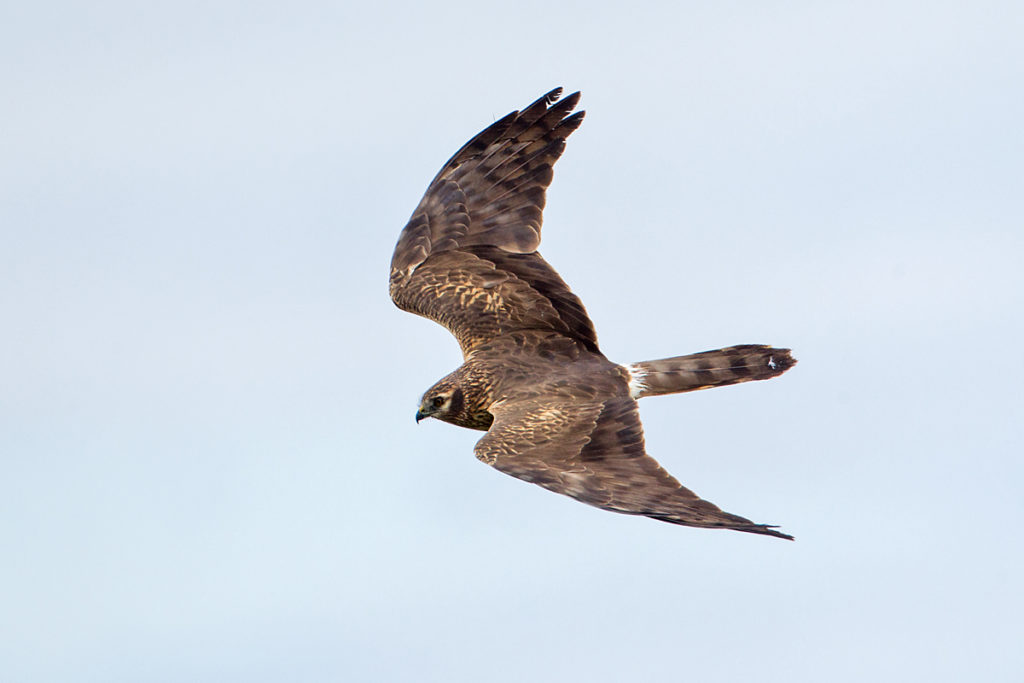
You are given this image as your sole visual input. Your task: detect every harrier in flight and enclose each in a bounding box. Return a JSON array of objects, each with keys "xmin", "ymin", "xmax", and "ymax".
[{"xmin": 390, "ymin": 88, "xmax": 796, "ymax": 539}]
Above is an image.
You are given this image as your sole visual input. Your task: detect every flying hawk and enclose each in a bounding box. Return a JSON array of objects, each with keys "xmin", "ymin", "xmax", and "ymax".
[{"xmin": 390, "ymin": 88, "xmax": 796, "ymax": 539}]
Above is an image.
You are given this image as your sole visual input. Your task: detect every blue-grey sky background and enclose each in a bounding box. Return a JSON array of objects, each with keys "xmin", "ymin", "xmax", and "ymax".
[{"xmin": 3, "ymin": 2, "xmax": 1022, "ymax": 681}]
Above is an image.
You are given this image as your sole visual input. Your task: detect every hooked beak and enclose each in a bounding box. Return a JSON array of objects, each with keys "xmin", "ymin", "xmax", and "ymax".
[{"xmin": 415, "ymin": 409, "xmax": 427, "ymax": 424}]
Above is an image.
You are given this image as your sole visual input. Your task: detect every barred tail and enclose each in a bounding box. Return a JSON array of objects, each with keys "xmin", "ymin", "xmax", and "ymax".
[{"xmin": 626, "ymin": 345, "xmax": 796, "ymax": 399}]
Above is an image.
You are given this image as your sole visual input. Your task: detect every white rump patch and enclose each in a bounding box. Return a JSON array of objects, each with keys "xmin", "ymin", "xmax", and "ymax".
[{"xmin": 625, "ymin": 364, "xmax": 649, "ymax": 399}]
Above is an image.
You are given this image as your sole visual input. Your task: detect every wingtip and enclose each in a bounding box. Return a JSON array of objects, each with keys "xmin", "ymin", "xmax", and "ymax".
[
  {"xmin": 560, "ymin": 90, "xmax": 582, "ymax": 110},
  {"xmin": 542, "ymin": 86, "xmax": 564, "ymax": 105},
  {"xmin": 764, "ymin": 525, "xmax": 795, "ymax": 541},
  {"xmin": 539, "ymin": 88, "xmax": 582, "ymax": 113},
  {"xmin": 745, "ymin": 524, "xmax": 794, "ymax": 541},
  {"xmin": 558, "ymin": 109, "xmax": 586, "ymax": 134}
]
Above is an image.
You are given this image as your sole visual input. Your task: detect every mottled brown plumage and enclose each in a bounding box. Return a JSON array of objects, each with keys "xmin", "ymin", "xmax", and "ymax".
[{"xmin": 392, "ymin": 88, "xmax": 796, "ymax": 540}]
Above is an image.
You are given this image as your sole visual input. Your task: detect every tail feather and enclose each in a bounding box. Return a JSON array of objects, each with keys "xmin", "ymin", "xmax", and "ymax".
[{"xmin": 627, "ymin": 345, "xmax": 796, "ymax": 399}]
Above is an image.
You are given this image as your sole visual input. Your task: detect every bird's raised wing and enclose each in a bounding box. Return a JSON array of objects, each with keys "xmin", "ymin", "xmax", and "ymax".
[
  {"xmin": 475, "ymin": 396, "xmax": 793, "ymax": 539},
  {"xmin": 389, "ymin": 88, "xmax": 599, "ymax": 357}
]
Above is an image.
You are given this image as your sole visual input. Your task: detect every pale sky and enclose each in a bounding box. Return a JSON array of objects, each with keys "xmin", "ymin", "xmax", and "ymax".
[{"xmin": 2, "ymin": 2, "xmax": 1023, "ymax": 681}]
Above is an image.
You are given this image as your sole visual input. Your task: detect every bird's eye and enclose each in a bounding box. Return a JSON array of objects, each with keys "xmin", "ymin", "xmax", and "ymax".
[{"xmin": 432, "ymin": 396, "xmax": 446, "ymax": 408}]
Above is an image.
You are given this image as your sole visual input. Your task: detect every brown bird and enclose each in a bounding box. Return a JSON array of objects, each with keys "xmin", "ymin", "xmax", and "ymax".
[{"xmin": 390, "ymin": 88, "xmax": 796, "ymax": 539}]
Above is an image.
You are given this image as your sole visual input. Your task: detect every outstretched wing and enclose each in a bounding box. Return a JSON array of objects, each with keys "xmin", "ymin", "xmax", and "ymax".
[
  {"xmin": 475, "ymin": 396, "xmax": 793, "ymax": 539},
  {"xmin": 389, "ymin": 88, "xmax": 599, "ymax": 356}
]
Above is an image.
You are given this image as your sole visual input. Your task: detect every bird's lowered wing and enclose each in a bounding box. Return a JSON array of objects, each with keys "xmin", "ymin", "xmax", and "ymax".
[{"xmin": 474, "ymin": 396, "xmax": 793, "ymax": 539}]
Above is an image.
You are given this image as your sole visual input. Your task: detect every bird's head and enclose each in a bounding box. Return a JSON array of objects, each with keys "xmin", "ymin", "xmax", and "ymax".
[{"xmin": 416, "ymin": 381, "xmax": 464, "ymax": 424}]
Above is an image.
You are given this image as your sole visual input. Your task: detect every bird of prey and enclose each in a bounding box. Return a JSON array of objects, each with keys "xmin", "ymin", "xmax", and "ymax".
[{"xmin": 389, "ymin": 88, "xmax": 796, "ymax": 539}]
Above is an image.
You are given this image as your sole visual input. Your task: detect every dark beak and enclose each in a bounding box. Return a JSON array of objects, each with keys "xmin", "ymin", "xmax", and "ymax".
[{"xmin": 415, "ymin": 409, "xmax": 426, "ymax": 424}]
